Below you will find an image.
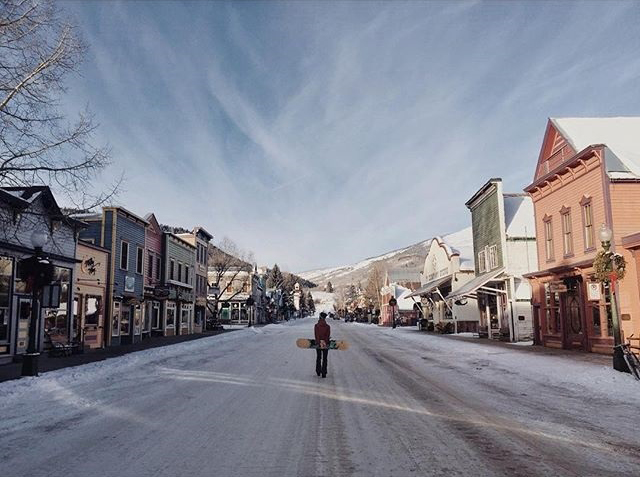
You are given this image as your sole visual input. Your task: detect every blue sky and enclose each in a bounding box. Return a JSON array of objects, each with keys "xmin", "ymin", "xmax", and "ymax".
[{"xmin": 61, "ymin": 0, "xmax": 640, "ymax": 273}]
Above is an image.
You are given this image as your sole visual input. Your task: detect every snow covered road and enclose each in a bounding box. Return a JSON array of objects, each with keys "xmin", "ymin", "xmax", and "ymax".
[{"xmin": 1, "ymin": 319, "xmax": 639, "ymax": 477}]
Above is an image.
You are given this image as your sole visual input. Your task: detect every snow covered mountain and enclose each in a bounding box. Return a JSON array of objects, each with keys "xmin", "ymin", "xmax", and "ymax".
[{"xmin": 300, "ymin": 226, "xmax": 473, "ymax": 290}]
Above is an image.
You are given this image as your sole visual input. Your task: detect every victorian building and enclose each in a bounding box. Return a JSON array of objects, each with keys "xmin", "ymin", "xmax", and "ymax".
[
  {"xmin": 163, "ymin": 232, "xmax": 196, "ymax": 336},
  {"xmin": 448, "ymin": 178, "xmax": 537, "ymax": 341},
  {"xmin": 524, "ymin": 117, "xmax": 640, "ymax": 353},
  {"xmin": 144, "ymin": 213, "xmax": 164, "ymax": 337}
]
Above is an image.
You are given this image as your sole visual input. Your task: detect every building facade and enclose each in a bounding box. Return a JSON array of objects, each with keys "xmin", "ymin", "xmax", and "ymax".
[
  {"xmin": 144, "ymin": 213, "xmax": 164, "ymax": 337},
  {"xmin": 177, "ymin": 227, "xmax": 213, "ymax": 333},
  {"xmin": 408, "ymin": 228, "xmax": 478, "ymax": 333},
  {"xmin": 524, "ymin": 117, "xmax": 640, "ymax": 353},
  {"xmin": 449, "ymin": 178, "xmax": 537, "ymax": 341},
  {"xmin": 163, "ymin": 232, "xmax": 196, "ymax": 336},
  {"xmin": 79, "ymin": 207, "xmax": 148, "ymax": 346},
  {"xmin": 0, "ymin": 186, "xmax": 82, "ymax": 364}
]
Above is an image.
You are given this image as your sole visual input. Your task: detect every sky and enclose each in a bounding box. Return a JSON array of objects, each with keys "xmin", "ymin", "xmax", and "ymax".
[{"xmin": 60, "ymin": 0, "xmax": 640, "ymax": 273}]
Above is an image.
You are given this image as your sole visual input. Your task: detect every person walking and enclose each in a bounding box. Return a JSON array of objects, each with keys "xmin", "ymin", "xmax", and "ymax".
[{"xmin": 315, "ymin": 312, "xmax": 331, "ymax": 378}]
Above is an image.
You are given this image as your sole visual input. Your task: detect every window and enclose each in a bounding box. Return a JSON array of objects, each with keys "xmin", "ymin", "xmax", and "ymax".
[
  {"xmin": 488, "ymin": 245, "xmax": 498, "ymax": 270},
  {"xmin": 152, "ymin": 302, "xmax": 161, "ymax": 329},
  {"xmin": 156, "ymin": 256, "xmax": 161, "ymax": 280},
  {"xmin": 120, "ymin": 241, "xmax": 129, "ymax": 270},
  {"xmin": 170, "ymin": 259, "xmax": 175, "ymax": 281},
  {"xmin": 136, "ymin": 247, "xmax": 144, "ymax": 274},
  {"xmin": 561, "ymin": 208, "xmax": 573, "ymax": 256},
  {"xmin": 166, "ymin": 303, "xmax": 176, "ymax": 328},
  {"xmin": 181, "ymin": 304, "xmax": 192, "ymax": 326},
  {"xmin": 478, "ymin": 250, "xmax": 486, "ymax": 273},
  {"xmin": 178, "ymin": 263, "xmax": 183, "ymax": 283},
  {"xmin": 582, "ymin": 201, "xmax": 594, "ymax": 250},
  {"xmin": 120, "ymin": 308, "xmax": 131, "ymax": 335},
  {"xmin": 148, "ymin": 253, "xmax": 154, "ymax": 279},
  {"xmin": 544, "ymin": 217, "xmax": 554, "ymax": 261},
  {"xmin": 0, "ymin": 256, "xmax": 14, "ymax": 342},
  {"xmin": 185, "ymin": 265, "xmax": 189, "ymax": 285}
]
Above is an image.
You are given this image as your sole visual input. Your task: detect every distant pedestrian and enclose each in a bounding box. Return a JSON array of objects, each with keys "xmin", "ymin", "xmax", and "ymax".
[{"xmin": 315, "ymin": 312, "xmax": 331, "ymax": 378}]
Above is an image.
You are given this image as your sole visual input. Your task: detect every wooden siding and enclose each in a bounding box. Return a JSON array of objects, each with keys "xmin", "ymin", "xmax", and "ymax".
[
  {"xmin": 164, "ymin": 234, "xmax": 196, "ymax": 288},
  {"xmin": 469, "ymin": 182, "xmax": 504, "ymax": 274},
  {"xmin": 112, "ymin": 211, "xmax": 146, "ymax": 298},
  {"xmin": 530, "ymin": 153, "xmax": 604, "ymax": 271},
  {"xmin": 534, "ymin": 123, "xmax": 577, "ymax": 181},
  {"xmin": 610, "ymin": 182, "xmax": 640, "ymax": 340},
  {"xmin": 145, "ymin": 216, "xmax": 163, "ymax": 288}
]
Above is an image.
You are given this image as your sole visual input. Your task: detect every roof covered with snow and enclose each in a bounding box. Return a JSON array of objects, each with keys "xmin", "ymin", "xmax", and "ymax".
[
  {"xmin": 503, "ymin": 194, "xmax": 535, "ymax": 238},
  {"xmin": 436, "ymin": 226, "xmax": 474, "ymax": 270},
  {"xmin": 551, "ymin": 117, "xmax": 640, "ymax": 177}
]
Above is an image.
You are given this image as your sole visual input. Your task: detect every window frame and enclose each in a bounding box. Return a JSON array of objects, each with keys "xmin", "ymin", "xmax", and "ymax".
[
  {"xmin": 120, "ymin": 241, "xmax": 129, "ymax": 271},
  {"xmin": 543, "ymin": 215, "xmax": 554, "ymax": 262},
  {"xmin": 488, "ymin": 245, "xmax": 498, "ymax": 270},
  {"xmin": 136, "ymin": 246, "xmax": 144, "ymax": 275},
  {"xmin": 560, "ymin": 207, "xmax": 573, "ymax": 257},
  {"xmin": 478, "ymin": 250, "xmax": 486, "ymax": 273},
  {"xmin": 580, "ymin": 196, "xmax": 595, "ymax": 252},
  {"xmin": 170, "ymin": 259, "xmax": 175, "ymax": 281}
]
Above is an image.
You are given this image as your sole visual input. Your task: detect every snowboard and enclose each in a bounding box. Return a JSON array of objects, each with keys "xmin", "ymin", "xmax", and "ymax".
[{"xmin": 296, "ymin": 338, "xmax": 349, "ymax": 351}]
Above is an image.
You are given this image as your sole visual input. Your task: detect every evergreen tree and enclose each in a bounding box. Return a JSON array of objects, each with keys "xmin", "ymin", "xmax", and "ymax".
[
  {"xmin": 267, "ymin": 264, "xmax": 283, "ymax": 288},
  {"xmin": 307, "ymin": 292, "xmax": 316, "ymax": 313},
  {"xmin": 325, "ymin": 281, "xmax": 333, "ymax": 293},
  {"xmin": 298, "ymin": 289, "xmax": 307, "ymax": 311}
]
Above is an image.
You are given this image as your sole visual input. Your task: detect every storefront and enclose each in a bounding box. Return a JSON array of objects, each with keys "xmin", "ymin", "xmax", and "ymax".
[
  {"xmin": 74, "ymin": 241, "xmax": 110, "ymax": 349},
  {"xmin": 526, "ymin": 264, "xmax": 614, "ymax": 353}
]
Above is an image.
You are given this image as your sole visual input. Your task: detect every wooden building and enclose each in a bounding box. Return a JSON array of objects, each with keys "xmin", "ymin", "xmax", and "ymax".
[{"xmin": 524, "ymin": 117, "xmax": 640, "ymax": 353}]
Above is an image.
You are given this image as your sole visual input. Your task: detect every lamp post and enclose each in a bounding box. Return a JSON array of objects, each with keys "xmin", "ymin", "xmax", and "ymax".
[
  {"xmin": 597, "ymin": 224, "xmax": 627, "ymax": 372},
  {"xmin": 389, "ymin": 297, "xmax": 397, "ymax": 328},
  {"xmin": 246, "ymin": 296, "xmax": 254, "ymax": 327},
  {"xmin": 21, "ymin": 229, "xmax": 50, "ymax": 377}
]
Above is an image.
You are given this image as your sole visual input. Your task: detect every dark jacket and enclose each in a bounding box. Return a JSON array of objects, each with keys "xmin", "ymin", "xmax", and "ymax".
[{"xmin": 314, "ymin": 320, "xmax": 331, "ymax": 344}]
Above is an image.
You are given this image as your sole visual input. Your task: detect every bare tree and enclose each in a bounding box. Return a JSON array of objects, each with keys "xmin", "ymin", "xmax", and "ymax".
[
  {"xmin": 0, "ymin": 0, "xmax": 119, "ymax": 211},
  {"xmin": 206, "ymin": 237, "xmax": 254, "ymax": 320},
  {"xmin": 364, "ymin": 265, "xmax": 384, "ymax": 310}
]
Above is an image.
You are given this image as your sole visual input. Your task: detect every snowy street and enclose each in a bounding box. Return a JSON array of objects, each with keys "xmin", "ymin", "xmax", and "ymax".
[{"xmin": 2, "ymin": 319, "xmax": 640, "ymax": 477}]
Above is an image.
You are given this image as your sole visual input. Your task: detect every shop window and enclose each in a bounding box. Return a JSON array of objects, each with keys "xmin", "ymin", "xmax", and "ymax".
[
  {"xmin": 0, "ymin": 257, "xmax": 13, "ymax": 342},
  {"xmin": 591, "ymin": 303, "xmax": 601, "ymax": 336},
  {"xmin": 85, "ymin": 296, "xmax": 101, "ymax": 326},
  {"xmin": 544, "ymin": 216, "xmax": 554, "ymax": 261},
  {"xmin": 561, "ymin": 208, "xmax": 573, "ymax": 256},
  {"xmin": 136, "ymin": 247, "xmax": 144, "ymax": 275},
  {"xmin": 151, "ymin": 302, "xmax": 161, "ymax": 329},
  {"xmin": 120, "ymin": 241, "xmax": 129, "ymax": 270},
  {"xmin": 181, "ymin": 306, "xmax": 191, "ymax": 326},
  {"xmin": 120, "ymin": 308, "xmax": 131, "ymax": 335},
  {"xmin": 134, "ymin": 305, "xmax": 142, "ymax": 334},
  {"xmin": 44, "ymin": 267, "xmax": 70, "ymax": 340}
]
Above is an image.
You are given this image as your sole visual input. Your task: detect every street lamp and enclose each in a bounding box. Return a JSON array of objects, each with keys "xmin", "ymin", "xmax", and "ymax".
[
  {"xmin": 246, "ymin": 296, "xmax": 254, "ymax": 327},
  {"xmin": 389, "ymin": 297, "xmax": 397, "ymax": 329},
  {"xmin": 21, "ymin": 229, "xmax": 51, "ymax": 377},
  {"xmin": 597, "ymin": 224, "xmax": 626, "ymax": 372}
]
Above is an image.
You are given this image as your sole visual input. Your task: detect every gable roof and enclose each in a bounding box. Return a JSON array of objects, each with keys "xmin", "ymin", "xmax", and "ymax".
[
  {"xmin": 550, "ymin": 117, "xmax": 640, "ymax": 177},
  {"xmin": 1, "ymin": 185, "xmax": 85, "ymax": 228}
]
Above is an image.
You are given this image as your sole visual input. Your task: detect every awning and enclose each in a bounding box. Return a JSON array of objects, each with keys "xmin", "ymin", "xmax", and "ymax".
[
  {"xmin": 447, "ymin": 267, "xmax": 506, "ymax": 301},
  {"xmin": 406, "ymin": 275, "xmax": 451, "ymax": 298}
]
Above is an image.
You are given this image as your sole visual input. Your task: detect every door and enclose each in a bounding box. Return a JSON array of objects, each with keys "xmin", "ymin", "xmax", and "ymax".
[
  {"xmin": 562, "ymin": 277, "xmax": 587, "ymax": 350},
  {"xmin": 83, "ymin": 295, "xmax": 103, "ymax": 349}
]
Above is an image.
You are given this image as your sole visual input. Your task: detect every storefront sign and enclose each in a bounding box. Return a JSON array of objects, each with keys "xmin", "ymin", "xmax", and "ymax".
[
  {"xmin": 549, "ymin": 282, "xmax": 567, "ymax": 293},
  {"xmin": 153, "ymin": 286, "xmax": 170, "ymax": 298},
  {"xmin": 587, "ymin": 282, "xmax": 601, "ymax": 301}
]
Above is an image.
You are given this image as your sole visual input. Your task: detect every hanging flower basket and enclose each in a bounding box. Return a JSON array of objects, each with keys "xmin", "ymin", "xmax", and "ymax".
[{"xmin": 593, "ymin": 250, "xmax": 626, "ymax": 282}]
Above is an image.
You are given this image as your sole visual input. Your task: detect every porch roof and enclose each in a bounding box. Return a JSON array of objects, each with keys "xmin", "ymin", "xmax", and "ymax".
[
  {"xmin": 447, "ymin": 267, "xmax": 505, "ymax": 301},
  {"xmin": 522, "ymin": 258, "xmax": 594, "ymax": 279},
  {"xmin": 406, "ymin": 275, "xmax": 451, "ymax": 298}
]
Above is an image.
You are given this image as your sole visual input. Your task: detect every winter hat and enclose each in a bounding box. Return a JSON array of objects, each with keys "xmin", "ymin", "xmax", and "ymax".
[{"xmin": 319, "ymin": 312, "xmax": 327, "ymax": 320}]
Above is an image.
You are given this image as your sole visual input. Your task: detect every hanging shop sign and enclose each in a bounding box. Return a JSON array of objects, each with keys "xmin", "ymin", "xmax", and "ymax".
[{"xmin": 587, "ymin": 282, "xmax": 601, "ymax": 301}]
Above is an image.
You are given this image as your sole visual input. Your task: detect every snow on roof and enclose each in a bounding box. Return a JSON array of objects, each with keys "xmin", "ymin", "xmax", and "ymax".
[
  {"xmin": 551, "ymin": 117, "xmax": 640, "ymax": 177},
  {"xmin": 503, "ymin": 194, "xmax": 535, "ymax": 238},
  {"xmin": 437, "ymin": 226, "xmax": 474, "ymax": 267}
]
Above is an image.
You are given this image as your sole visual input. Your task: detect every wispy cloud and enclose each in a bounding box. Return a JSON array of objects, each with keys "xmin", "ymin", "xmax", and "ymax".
[{"xmin": 61, "ymin": 0, "xmax": 640, "ymax": 272}]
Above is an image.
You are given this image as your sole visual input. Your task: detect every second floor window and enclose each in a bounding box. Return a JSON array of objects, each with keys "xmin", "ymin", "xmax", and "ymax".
[
  {"xmin": 156, "ymin": 256, "xmax": 161, "ymax": 280},
  {"xmin": 583, "ymin": 202, "xmax": 594, "ymax": 250},
  {"xmin": 120, "ymin": 241, "xmax": 129, "ymax": 270},
  {"xmin": 478, "ymin": 250, "xmax": 487, "ymax": 273},
  {"xmin": 562, "ymin": 211, "xmax": 573, "ymax": 256},
  {"xmin": 178, "ymin": 263, "xmax": 182, "ymax": 282},
  {"xmin": 170, "ymin": 259, "xmax": 175, "ymax": 280},
  {"xmin": 148, "ymin": 253, "xmax": 154, "ymax": 278},
  {"xmin": 185, "ymin": 265, "xmax": 189, "ymax": 284},
  {"xmin": 544, "ymin": 218, "xmax": 554, "ymax": 261},
  {"xmin": 137, "ymin": 247, "xmax": 144, "ymax": 274},
  {"xmin": 488, "ymin": 245, "xmax": 498, "ymax": 269}
]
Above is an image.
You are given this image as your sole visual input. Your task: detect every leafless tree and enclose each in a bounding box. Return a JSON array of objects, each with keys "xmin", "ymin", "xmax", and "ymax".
[
  {"xmin": 364, "ymin": 265, "xmax": 384, "ymax": 310},
  {"xmin": 0, "ymin": 0, "xmax": 119, "ymax": 212},
  {"xmin": 206, "ymin": 237, "xmax": 254, "ymax": 319}
]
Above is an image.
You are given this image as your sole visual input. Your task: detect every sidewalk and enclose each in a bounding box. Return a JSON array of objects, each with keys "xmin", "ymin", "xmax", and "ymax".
[
  {"xmin": 0, "ymin": 329, "xmax": 233, "ymax": 383},
  {"xmin": 423, "ymin": 329, "xmax": 612, "ymax": 365}
]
